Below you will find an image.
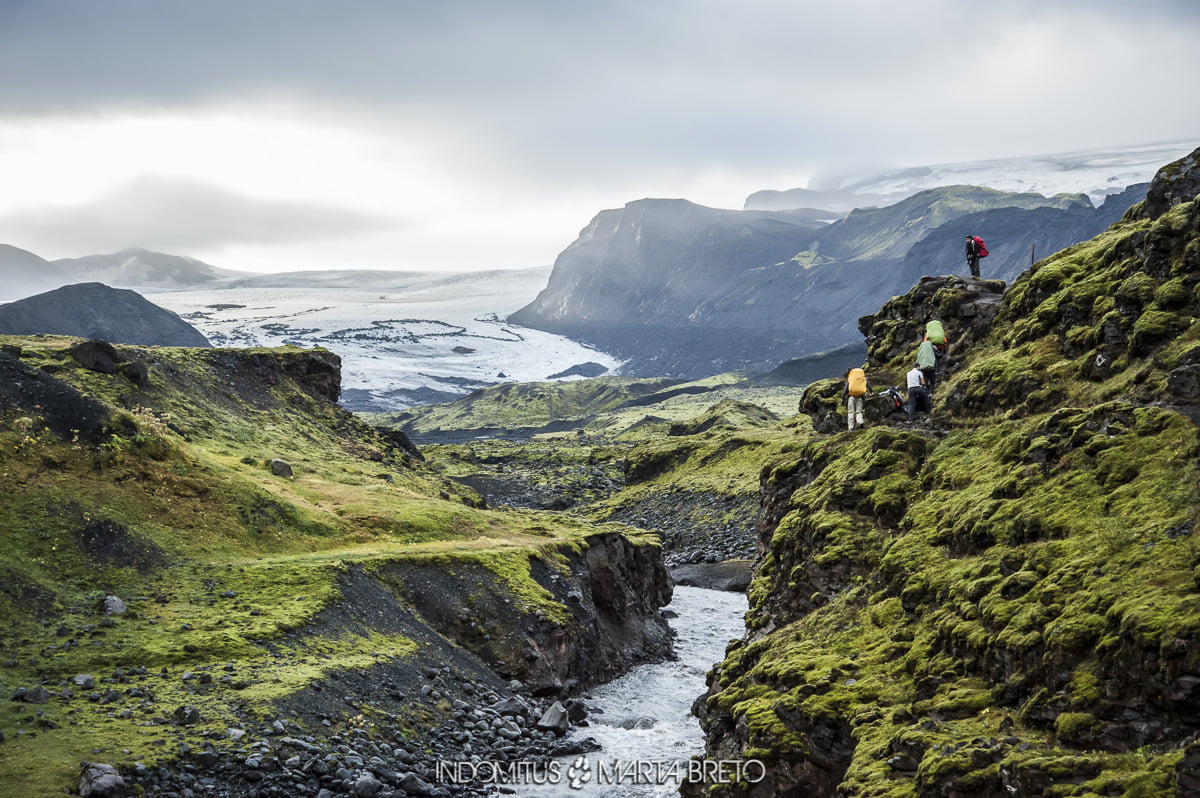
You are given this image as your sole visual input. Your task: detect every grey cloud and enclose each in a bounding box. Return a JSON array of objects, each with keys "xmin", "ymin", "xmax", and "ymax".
[
  {"xmin": 0, "ymin": 2, "xmax": 1185, "ymax": 109},
  {"xmin": 1, "ymin": 1, "xmax": 1198, "ymax": 185},
  {"xmin": 0, "ymin": 176, "xmax": 398, "ymax": 254}
]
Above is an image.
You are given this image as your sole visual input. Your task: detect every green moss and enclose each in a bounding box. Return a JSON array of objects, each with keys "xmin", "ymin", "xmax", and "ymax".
[
  {"xmin": 1131, "ymin": 309, "xmax": 1186, "ymax": 353},
  {"xmin": 1053, "ymin": 711, "xmax": 1097, "ymax": 744},
  {"xmin": 1154, "ymin": 276, "xmax": 1191, "ymax": 309}
]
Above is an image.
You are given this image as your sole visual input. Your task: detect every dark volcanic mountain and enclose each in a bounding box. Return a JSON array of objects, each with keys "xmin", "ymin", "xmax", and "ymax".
[
  {"xmin": 0, "ymin": 282, "xmax": 211, "ymax": 347},
  {"xmin": 510, "ymin": 186, "xmax": 1144, "ymax": 377},
  {"xmin": 508, "ymin": 199, "xmax": 831, "ymax": 377}
]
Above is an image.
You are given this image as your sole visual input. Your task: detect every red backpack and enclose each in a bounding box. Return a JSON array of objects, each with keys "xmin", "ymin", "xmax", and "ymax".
[{"xmin": 972, "ymin": 236, "xmax": 989, "ymax": 258}]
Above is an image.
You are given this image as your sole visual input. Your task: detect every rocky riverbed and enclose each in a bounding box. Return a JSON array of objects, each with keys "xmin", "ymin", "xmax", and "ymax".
[{"xmin": 85, "ymin": 668, "xmax": 605, "ymax": 798}]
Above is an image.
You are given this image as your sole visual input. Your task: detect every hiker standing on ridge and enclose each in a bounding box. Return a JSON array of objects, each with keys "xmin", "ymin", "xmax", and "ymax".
[
  {"xmin": 844, "ymin": 366, "xmax": 870, "ymax": 431},
  {"xmin": 965, "ymin": 235, "xmax": 988, "ymax": 278}
]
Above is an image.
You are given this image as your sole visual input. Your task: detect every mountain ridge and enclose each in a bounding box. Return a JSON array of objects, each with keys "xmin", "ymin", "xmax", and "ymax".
[{"xmin": 509, "ymin": 183, "xmax": 1149, "ymax": 377}]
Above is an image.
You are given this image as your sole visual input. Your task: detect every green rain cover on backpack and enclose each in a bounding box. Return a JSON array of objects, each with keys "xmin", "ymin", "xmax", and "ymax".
[{"xmin": 926, "ymin": 320, "xmax": 946, "ymax": 344}]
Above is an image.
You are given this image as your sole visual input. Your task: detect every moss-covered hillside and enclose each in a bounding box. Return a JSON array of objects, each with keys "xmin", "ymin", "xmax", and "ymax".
[
  {"xmin": 684, "ymin": 147, "xmax": 1200, "ymax": 797},
  {"xmin": 409, "ymin": 372, "xmax": 806, "ymax": 568},
  {"xmin": 381, "ymin": 370, "xmax": 803, "ymax": 443},
  {"xmin": 0, "ymin": 336, "xmax": 669, "ymax": 797}
]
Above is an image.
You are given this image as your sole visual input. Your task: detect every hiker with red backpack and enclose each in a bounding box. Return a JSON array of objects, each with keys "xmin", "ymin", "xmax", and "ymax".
[
  {"xmin": 965, "ymin": 235, "xmax": 988, "ymax": 278},
  {"xmin": 844, "ymin": 366, "xmax": 870, "ymax": 431}
]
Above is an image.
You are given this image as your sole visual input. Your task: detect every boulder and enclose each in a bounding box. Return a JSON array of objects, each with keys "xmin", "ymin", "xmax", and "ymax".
[
  {"xmin": 399, "ymin": 772, "xmax": 435, "ymax": 796},
  {"xmin": 535, "ymin": 701, "xmax": 571, "ymax": 736},
  {"xmin": 70, "ymin": 339, "xmax": 123, "ymax": 375},
  {"xmin": 352, "ymin": 773, "xmax": 383, "ymax": 797},
  {"xmin": 172, "ymin": 705, "xmax": 202, "ymax": 726},
  {"xmin": 79, "ymin": 762, "xmax": 126, "ymax": 798},
  {"xmin": 12, "ymin": 685, "xmax": 50, "ymax": 704},
  {"xmin": 117, "ymin": 360, "xmax": 150, "ymax": 389}
]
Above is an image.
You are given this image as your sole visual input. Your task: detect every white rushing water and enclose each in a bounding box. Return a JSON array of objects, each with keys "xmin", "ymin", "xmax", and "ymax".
[{"xmin": 515, "ymin": 585, "xmax": 749, "ymax": 798}]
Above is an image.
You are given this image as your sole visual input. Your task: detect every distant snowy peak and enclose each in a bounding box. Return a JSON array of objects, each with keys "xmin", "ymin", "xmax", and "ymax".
[
  {"xmin": 745, "ymin": 140, "xmax": 1198, "ymax": 212},
  {"xmin": 53, "ymin": 248, "xmax": 253, "ymax": 289}
]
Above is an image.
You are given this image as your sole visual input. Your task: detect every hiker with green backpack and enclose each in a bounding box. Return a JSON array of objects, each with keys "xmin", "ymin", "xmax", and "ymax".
[
  {"xmin": 917, "ymin": 337, "xmax": 939, "ymax": 391},
  {"xmin": 924, "ymin": 319, "xmax": 949, "ymax": 382}
]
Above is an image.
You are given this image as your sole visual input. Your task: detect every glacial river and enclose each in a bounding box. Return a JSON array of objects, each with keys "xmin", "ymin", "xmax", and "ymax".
[{"xmin": 516, "ymin": 585, "xmax": 750, "ymax": 798}]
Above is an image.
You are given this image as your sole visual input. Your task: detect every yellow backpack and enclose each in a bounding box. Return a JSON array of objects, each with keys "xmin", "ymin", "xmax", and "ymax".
[{"xmin": 847, "ymin": 368, "xmax": 867, "ymax": 397}]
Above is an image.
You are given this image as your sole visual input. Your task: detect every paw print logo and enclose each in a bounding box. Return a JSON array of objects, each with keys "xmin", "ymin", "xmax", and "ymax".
[{"xmin": 567, "ymin": 756, "xmax": 592, "ymax": 789}]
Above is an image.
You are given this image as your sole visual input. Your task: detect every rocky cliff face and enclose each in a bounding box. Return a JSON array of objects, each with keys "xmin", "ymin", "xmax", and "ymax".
[
  {"xmin": 685, "ymin": 146, "xmax": 1200, "ymax": 796},
  {"xmin": 381, "ymin": 530, "xmax": 672, "ymax": 695},
  {"xmin": 509, "ymin": 198, "xmax": 830, "ymax": 376},
  {"xmin": 511, "ymin": 187, "xmax": 1143, "ymax": 379}
]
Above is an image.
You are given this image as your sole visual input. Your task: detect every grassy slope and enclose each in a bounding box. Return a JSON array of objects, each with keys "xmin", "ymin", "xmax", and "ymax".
[{"xmin": 0, "ymin": 338, "xmax": 653, "ymax": 797}]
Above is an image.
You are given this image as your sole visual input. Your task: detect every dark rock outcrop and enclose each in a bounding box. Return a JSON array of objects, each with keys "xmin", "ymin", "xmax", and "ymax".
[
  {"xmin": 382, "ymin": 531, "xmax": 672, "ymax": 695},
  {"xmin": 1144, "ymin": 146, "xmax": 1200, "ymax": 219},
  {"xmin": 798, "ymin": 275, "xmax": 1007, "ymax": 432},
  {"xmin": 205, "ymin": 347, "xmax": 342, "ymax": 404},
  {"xmin": 859, "ymin": 274, "xmax": 1008, "ymax": 374},
  {"xmin": 546, "ymin": 361, "xmax": 609, "ymax": 379},
  {"xmin": 0, "ymin": 282, "xmax": 211, "ymax": 347}
]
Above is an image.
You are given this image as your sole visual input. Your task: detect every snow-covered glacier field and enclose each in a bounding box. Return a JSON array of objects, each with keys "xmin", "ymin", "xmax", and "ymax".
[{"xmin": 149, "ymin": 267, "xmax": 621, "ymax": 412}]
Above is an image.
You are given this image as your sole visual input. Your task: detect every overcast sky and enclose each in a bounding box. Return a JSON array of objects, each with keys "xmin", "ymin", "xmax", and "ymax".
[{"xmin": 1, "ymin": 0, "xmax": 1198, "ymax": 274}]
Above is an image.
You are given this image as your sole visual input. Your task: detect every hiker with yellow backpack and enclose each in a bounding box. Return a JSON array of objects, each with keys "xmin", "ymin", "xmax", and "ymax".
[{"xmin": 844, "ymin": 366, "xmax": 870, "ymax": 431}]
